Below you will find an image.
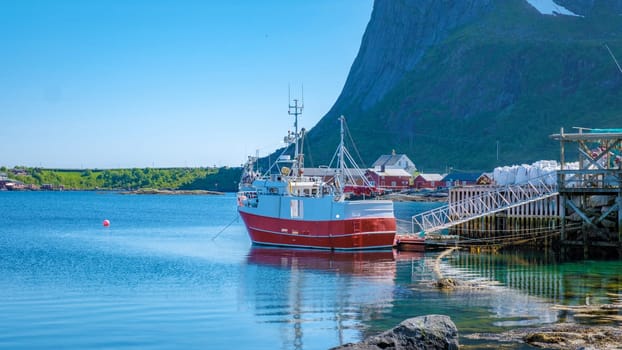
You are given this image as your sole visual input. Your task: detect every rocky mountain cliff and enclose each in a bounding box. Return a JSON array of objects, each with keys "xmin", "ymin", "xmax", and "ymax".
[{"xmin": 300, "ymin": 0, "xmax": 622, "ymax": 172}]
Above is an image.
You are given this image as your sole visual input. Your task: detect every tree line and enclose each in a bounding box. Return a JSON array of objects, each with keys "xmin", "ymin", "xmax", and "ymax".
[{"xmin": 2, "ymin": 166, "xmax": 243, "ymax": 192}]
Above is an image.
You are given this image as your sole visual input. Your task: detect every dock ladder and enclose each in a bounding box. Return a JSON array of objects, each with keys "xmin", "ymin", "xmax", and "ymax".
[{"xmin": 410, "ymin": 176, "xmax": 559, "ymax": 236}]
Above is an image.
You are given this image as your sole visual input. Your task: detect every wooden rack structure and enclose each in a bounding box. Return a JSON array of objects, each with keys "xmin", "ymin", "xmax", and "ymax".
[
  {"xmin": 551, "ymin": 128, "xmax": 622, "ymax": 253},
  {"xmin": 406, "ymin": 128, "xmax": 621, "ymax": 254}
]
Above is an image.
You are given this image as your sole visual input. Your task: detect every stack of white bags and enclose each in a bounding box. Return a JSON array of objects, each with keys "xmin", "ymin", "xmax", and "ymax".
[{"xmin": 493, "ymin": 160, "xmax": 579, "ymax": 186}]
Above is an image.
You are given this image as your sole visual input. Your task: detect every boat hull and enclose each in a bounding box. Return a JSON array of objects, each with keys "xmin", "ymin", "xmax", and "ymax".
[
  {"xmin": 394, "ymin": 235, "xmax": 426, "ymax": 252},
  {"xmin": 239, "ymin": 210, "xmax": 396, "ymax": 250}
]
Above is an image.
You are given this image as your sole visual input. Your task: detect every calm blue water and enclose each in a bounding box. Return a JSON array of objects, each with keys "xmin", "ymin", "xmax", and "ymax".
[{"xmin": 1, "ymin": 192, "xmax": 620, "ymax": 349}]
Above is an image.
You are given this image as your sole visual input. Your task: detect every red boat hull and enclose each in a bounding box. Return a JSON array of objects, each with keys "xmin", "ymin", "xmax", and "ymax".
[{"xmin": 239, "ymin": 211, "xmax": 396, "ymax": 250}]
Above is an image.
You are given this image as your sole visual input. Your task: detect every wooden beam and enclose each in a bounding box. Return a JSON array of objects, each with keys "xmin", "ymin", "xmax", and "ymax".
[
  {"xmin": 594, "ymin": 203, "xmax": 620, "ymax": 225},
  {"xmin": 578, "ymin": 147, "xmax": 606, "ymax": 170},
  {"xmin": 560, "ymin": 195, "xmax": 566, "ymax": 241},
  {"xmin": 560, "ymin": 127, "xmax": 565, "ymax": 170},
  {"xmin": 550, "ymin": 132, "xmax": 622, "ymax": 141},
  {"xmin": 559, "ymin": 188, "xmax": 621, "ymax": 195},
  {"xmin": 566, "ymin": 199, "xmax": 598, "ymax": 228},
  {"xmin": 562, "ymin": 240, "xmax": 620, "ymax": 247}
]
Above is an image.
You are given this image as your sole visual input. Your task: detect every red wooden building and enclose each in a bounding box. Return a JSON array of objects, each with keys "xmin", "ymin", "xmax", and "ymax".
[
  {"xmin": 412, "ymin": 173, "xmax": 444, "ymax": 189},
  {"xmin": 365, "ymin": 168, "xmax": 412, "ymax": 190}
]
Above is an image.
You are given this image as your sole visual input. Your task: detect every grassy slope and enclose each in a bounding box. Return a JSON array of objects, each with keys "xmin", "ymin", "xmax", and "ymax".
[{"xmin": 304, "ymin": 0, "xmax": 622, "ymax": 172}]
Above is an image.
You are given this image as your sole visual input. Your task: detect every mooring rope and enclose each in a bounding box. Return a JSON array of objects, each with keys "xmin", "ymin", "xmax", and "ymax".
[{"xmin": 211, "ymin": 215, "xmax": 239, "ymax": 241}]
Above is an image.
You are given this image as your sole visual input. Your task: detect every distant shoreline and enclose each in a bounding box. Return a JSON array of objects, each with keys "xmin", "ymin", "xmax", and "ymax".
[
  {"xmin": 381, "ymin": 193, "xmax": 448, "ymax": 202},
  {"xmin": 120, "ymin": 189, "xmax": 225, "ymax": 195}
]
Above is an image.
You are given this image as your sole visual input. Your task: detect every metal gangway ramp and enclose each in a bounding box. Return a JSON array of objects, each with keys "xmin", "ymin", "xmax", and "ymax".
[{"xmin": 410, "ymin": 176, "xmax": 559, "ymax": 236}]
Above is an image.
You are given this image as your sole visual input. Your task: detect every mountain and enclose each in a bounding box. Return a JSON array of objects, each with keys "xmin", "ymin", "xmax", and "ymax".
[{"xmin": 298, "ymin": 0, "xmax": 622, "ymax": 173}]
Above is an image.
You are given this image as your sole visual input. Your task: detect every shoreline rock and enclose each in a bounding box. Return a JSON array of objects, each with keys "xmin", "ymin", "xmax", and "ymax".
[{"xmin": 331, "ymin": 315, "xmax": 459, "ymax": 350}]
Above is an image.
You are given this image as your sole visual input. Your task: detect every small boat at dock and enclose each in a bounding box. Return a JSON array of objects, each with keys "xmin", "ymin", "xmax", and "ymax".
[{"xmin": 394, "ymin": 235, "xmax": 426, "ymax": 251}]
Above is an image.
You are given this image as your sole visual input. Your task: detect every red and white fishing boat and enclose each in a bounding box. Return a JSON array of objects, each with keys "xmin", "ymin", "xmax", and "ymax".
[{"xmin": 237, "ymin": 100, "xmax": 396, "ymax": 250}]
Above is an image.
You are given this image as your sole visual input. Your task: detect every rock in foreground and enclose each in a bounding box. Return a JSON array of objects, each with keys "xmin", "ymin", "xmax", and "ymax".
[{"xmin": 331, "ymin": 315, "xmax": 458, "ymax": 350}]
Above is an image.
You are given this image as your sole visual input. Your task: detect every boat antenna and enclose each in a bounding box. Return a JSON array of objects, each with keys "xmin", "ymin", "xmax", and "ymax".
[
  {"xmin": 288, "ymin": 97, "xmax": 303, "ymax": 176},
  {"xmin": 605, "ymin": 44, "xmax": 622, "ymax": 74},
  {"xmin": 336, "ymin": 115, "xmax": 346, "ymax": 197}
]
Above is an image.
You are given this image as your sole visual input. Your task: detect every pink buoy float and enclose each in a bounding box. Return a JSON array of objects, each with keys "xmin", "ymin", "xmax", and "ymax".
[{"xmin": 103, "ymin": 219, "xmax": 110, "ymax": 227}]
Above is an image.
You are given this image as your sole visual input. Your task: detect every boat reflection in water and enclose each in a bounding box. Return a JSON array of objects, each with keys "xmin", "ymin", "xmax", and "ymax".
[
  {"xmin": 247, "ymin": 246, "xmax": 402, "ymax": 276},
  {"xmin": 243, "ymin": 246, "xmax": 423, "ymax": 349}
]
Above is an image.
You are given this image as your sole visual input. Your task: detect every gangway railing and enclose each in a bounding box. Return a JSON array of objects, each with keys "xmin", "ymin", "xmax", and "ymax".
[{"xmin": 410, "ymin": 176, "xmax": 559, "ymax": 236}]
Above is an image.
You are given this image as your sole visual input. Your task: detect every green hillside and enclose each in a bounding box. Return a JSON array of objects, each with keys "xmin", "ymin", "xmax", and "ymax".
[{"xmin": 299, "ymin": 0, "xmax": 622, "ymax": 173}]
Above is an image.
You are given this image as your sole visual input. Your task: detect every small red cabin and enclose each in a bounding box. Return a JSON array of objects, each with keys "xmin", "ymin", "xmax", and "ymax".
[{"xmin": 412, "ymin": 173, "xmax": 444, "ymax": 189}]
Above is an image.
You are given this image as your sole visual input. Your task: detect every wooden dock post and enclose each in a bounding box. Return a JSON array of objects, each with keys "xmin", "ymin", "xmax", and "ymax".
[
  {"xmin": 618, "ymin": 189, "xmax": 622, "ymax": 249},
  {"xmin": 559, "ymin": 127, "xmax": 567, "ymax": 244},
  {"xmin": 559, "ymin": 181, "xmax": 566, "ymax": 243}
]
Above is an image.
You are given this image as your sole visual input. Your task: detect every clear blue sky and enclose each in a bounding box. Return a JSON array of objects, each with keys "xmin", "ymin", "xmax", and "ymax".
[{"xmin": 1, "ymin": 0, "xmax": 373, "ymax": 169}]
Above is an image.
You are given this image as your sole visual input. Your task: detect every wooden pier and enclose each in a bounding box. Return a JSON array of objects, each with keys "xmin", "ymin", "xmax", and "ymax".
[{"xmin": 407, "ymin": 128, "xmax": 621, "ymax": 255}]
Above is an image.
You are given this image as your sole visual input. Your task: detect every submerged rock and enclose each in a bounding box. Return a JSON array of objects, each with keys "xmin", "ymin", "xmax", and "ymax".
[
  {"xmin": 436, "ymin": 277, "xmax": 459, "ymax": 290},
  {"xmin": 331, "ymin": 315, "xmax": 458, "ymax": 350}
]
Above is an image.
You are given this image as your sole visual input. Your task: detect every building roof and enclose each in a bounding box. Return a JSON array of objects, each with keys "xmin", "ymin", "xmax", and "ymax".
[
  {"xmin": 415, "ymin": 173, "xmax": 444, "ymax": 182},
  {"xmin": 372, "ymin": 154, "xmax": 411, "ymax": 168},
  {"xmin": 442, "ymin": 172, "xmax": 481, "ymax": 182}
]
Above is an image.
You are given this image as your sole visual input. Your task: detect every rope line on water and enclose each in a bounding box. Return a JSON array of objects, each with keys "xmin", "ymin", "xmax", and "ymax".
[{"xmin": 212, "ymin": 215, "xmax": 239, "ymax": 241}]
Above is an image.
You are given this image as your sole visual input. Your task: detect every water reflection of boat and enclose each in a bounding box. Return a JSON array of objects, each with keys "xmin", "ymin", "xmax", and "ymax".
[
  {"xmin": 247, "ymin": 246, "xmax": 398, "ymax": 276},
  {"xmin": 393, "ymin": 249, "xmax": 424, "ymax": 261},
  {"xmin": 243, "ymin": 246, "xmax": 407, "ymax": 349}
]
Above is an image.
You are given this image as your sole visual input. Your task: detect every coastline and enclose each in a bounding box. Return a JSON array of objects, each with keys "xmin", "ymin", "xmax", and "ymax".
[
  {"xmin": 120, "ymin": 189, "xmax": 225, "ymax": 195},
  {"xmin": 381, "ymin": 193, "xmax": 448, "ymax": 202}
]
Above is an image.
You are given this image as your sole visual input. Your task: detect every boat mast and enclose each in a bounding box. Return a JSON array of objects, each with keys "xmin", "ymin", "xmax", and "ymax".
[
  {"xmin": 336, "ymin": 115, "xmax": 345, "ymax": 195},
  {"xmin": 288, "ymin": 98, "xmax": 304, "ymax": 177}
]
